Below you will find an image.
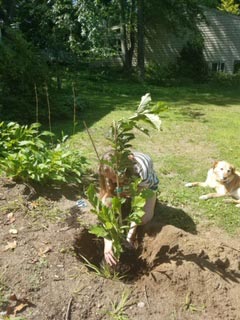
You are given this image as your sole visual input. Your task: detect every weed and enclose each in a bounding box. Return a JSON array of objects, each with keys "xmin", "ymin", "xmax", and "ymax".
[
  {"xmin": 80, "ymin": 255, "xmax": 123, "ymax": 280},
  {"xmin": 182, "ymin": 291, "xmax": 205, "ymax": 313},
  {"xmin": 106, "ymin": 290, "xmax": 131, "ymax": 320},
  {"xmin": 27, "ymin": 197, "xmax": 65, "ymax": 222},
  {"xmin": 0, "ymin": 197, "xmax": 27, "ymax": 215}
]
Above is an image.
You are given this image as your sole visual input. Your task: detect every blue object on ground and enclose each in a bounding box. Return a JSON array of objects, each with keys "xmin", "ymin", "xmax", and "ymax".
[{"xmin": 76, "ymin": 199, "xmax": 87, "ymax": 208}]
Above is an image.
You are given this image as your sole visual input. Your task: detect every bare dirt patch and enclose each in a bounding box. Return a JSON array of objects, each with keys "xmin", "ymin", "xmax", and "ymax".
[{"xmin": 0, "ymin": 178, "xmax": 240, "ymax": 320}]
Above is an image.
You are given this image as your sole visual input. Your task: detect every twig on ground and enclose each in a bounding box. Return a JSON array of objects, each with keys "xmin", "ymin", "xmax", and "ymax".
[
  {"xmin": 220, "ymin": 242, "xmax": 240, "ymax": 253},
  {"xmin": 65, "ymin": 297, "xmax": 73, "ymax": 320},
  {"xmin": 144, "ymin": 285, "xmax": 150, "ymax": 308}
]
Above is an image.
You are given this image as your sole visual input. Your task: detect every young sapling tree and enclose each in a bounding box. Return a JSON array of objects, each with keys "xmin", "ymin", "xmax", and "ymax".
[{"xmin": 87, "ymin": 93, "xmax": 165, "ymax": 262}]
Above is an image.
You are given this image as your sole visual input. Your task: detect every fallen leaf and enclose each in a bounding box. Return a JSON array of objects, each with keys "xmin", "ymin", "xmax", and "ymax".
[
  {"xmin": 6, "ymin": 212, "xmax": 16, "ymax": 224},
  {"xmin": 5, "ymin": 294, "xmax": 35, "ymax": 316},
  {"xmin": 28, "ymin": 201, "xmax": 38, "ymax": 210},
  {"xmin": 4, "ymin": 241, "xmax": 17, "ymax": 251},
  {"xmin": 13, "ymin": 303, "xmax": 28, "ymax": 316}
]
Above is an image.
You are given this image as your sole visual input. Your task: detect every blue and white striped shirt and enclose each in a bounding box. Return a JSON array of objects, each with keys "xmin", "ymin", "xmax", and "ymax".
[{"xmin": 132, "ymin": 152, "xmax": 159, "ymax": 191}]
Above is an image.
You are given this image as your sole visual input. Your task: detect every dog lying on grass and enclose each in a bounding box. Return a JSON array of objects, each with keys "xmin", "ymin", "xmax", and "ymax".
[{"xmin": 185, "ymin": 160, "xmax": 240, "ymax": 207}]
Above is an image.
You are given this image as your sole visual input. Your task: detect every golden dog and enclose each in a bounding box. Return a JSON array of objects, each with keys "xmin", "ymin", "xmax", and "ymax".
[{"xmin": 185, "ymin": 160, "xmax": 240, "ymax": 207}]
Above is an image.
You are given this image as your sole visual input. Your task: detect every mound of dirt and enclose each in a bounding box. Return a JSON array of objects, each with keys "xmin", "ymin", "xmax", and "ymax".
[{"xmin": 1, "ymin": 178, "xmax": 240, "ymax": 320}]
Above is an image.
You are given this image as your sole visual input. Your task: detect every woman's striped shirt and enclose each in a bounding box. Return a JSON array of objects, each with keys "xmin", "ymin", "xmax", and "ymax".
[{"xmin": 132, "ymin": 151, "xmax": 159, "ymax": 191}]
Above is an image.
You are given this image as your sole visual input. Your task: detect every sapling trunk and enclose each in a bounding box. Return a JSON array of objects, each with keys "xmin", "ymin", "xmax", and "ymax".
[{"xmin": 113, "ymin": 120, "xmax": 122, "ymax": 227}]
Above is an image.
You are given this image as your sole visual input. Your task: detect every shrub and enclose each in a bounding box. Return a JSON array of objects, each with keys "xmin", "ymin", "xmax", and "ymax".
[
  {"xmin": 176, "ymin": 37, "xmax": 209, "ymax": 82},
  {"xmin": 145, "ymin": 62, "xmax": 176, "ymax": 85},
  {"xmin": 210, "ymin": 71, "xmax": 240, "ymax": 87},
  {"xmin": 0, "ymin": 122, "xmax": 87, "ymax": 185}
]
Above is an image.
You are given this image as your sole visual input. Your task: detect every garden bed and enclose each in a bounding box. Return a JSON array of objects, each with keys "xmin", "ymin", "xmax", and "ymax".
[{"xmin": 1, "ymin": 178, "xmax": 240, "ymax": 320}]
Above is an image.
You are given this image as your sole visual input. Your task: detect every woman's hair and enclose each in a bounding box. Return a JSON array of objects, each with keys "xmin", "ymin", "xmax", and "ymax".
[
  {"xmin": 98, "ymin": 150, "xmax": 136, "ymax": 199},
  {"xmin": 99, "ymin": 151, "xmax": 117, "ymax": 199}
]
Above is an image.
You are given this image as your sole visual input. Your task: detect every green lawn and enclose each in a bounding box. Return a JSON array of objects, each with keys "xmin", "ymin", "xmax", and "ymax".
[{"xmin": 54, "ymin": 71, "xmax": 240, "ymax": 234}]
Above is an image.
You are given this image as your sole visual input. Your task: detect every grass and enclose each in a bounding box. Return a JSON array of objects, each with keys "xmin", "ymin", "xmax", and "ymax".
[
  {"xmin": 80, "ymin": 255, "xmax": 124, "ymax": 280},
  {"xmin": 41, "ymin": 69, "xmax": 240, "ymax": 234},
  {"xmin": 106, "ymin": 290, "xmax": 131, "ymax": 320}
]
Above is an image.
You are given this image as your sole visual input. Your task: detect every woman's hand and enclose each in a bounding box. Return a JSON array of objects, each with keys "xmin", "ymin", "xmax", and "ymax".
[{"xmin": 104, "ymin": 238, "xmax": 117, "ymax": 266}]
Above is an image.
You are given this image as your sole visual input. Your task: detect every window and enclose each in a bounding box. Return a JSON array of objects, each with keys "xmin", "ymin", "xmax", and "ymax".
[
  {"xmin": 233, "ymin": 60, "xmax": 240, "ymax": 74},
  {"xmin": 211, "ymin": 61, "xmax": 225, "ymax": 72}
]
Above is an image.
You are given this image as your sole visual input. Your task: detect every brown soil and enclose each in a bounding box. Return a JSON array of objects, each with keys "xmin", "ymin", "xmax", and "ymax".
[{"xmin": 0, "ymin": 177, "xmax": 240, "ymax": 320}]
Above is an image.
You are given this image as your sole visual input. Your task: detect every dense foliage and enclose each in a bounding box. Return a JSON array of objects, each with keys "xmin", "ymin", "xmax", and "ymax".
[
  {"xmin": 0, "ymin": 28, "xmax": 49, "ymax": 122},
  {"xmin": 176, "ymin": 38, "xmax": 209, "ymax": 82},
  {"xmin": 0, "ymin": 0, "xmax": 239, "ymax": 123},
  {"xmin": 0, "ymin": 122, "xmax": 87, "ymax": 185}
]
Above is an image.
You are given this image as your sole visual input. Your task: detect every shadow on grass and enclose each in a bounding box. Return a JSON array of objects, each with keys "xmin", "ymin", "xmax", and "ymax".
[{"xmin": 50, "ymin": 72, "xmax": 240, "ymax": 138}]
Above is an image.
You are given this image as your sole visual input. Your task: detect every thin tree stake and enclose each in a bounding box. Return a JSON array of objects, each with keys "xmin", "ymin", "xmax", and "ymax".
[
  {"xmin": 45, "ymin": 83, "xmax": 53, "ymax": 143},
  {"xmin": 72, "ymin": 82, "xmax": 77, "ymax": 135},
  {"xmin": 34, "ymin": 83, "xmax": 39, "ymax": 124},
  {"xmin": 83, "ymin": 121, "xmax": 100, "ymax": 162}
]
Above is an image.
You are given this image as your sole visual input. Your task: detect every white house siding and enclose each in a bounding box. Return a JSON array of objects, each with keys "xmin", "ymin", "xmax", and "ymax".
[
  {"xmin": 144, "ymin": 8, "xmax": 240, "ymax": 73},
  {"xmin": 144, "ymin": 23, "xmax": 190, "ymax": 67},
  {"xmin": 199, "ymin": 8, "xmax": 240, "ymax": 73}
]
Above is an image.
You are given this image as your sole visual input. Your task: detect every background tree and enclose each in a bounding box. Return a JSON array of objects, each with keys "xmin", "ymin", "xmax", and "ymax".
[
  {"xmin": 137, "ymin": 0, "xmax": 144, "ymax": 79},
  {"xmin": 0, "ymin": 28, "xmax": 48, "ymax": 122},
  {"xmin": 218, "ymin": 0, "xmax": 240, "ymax": 14}
]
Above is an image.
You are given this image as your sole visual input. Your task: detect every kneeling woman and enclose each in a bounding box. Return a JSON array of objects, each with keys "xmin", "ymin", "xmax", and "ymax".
[{"xmin": 99, "ymin": 150, "xmax": 159, "ymax": 266}]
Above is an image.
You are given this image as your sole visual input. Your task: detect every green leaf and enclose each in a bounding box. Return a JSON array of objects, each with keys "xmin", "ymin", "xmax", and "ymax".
[
  {"xmin": 151, "ymin": 101, "xmax": 168, "ymax": 113},
  {"xmin": 132, "ymin": 196, "xmax": 146, "ymax": 208},
  {"xmin": 18, "ymin": 140, "xmax": 35, "ymax": 146},
  {"xmin": 141, "ymin": 188, "xmax": 155, "ymax": 199},
  {"xmin": 130, "ymin": 210, "xmax": 145, "ymax": 222},
  {"xmin": 144, "ymin": 113, "xmax": 162, "ymax": 131},
  {"xmin": 89, "ymin": 225, "xmax": 108, "ymax": 238},
  {"xmin": 137, "ymin": 93, "xmax": 151, "ymax": 113},
  {"xmin": 105, "ymin": 221, "xmax": 113, "ymax": 230}
]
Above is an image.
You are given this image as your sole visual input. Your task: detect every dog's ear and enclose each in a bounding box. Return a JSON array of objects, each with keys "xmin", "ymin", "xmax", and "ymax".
[
  {"xmin": 230, "ymin": 165, "xmax": 235, "ymax": 173},
  {"xmin": 212, "ymin": 161, "xmax": 218, "ymax": 168}
]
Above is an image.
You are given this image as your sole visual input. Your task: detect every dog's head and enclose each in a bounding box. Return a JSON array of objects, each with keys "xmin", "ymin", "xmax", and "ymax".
[{"xmin": 213, "ymin": 160, "xmax": 235, "ymax": 183}]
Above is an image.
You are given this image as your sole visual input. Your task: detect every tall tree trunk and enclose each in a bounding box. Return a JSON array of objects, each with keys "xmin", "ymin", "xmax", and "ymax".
[
  {"xmin": 128, "ymin": 0, "xmax": 136, "ymax": 68},
  {"xmin": 119, "ymin": 0, "xmax": 136, "ymax": 72},
  {"xmin": 119, "ymin": 0, "xmax": 131, "ymax": 71},
  {"xmin": 137, "ymin": 0, "xmax": 145, "ymax": 80}
]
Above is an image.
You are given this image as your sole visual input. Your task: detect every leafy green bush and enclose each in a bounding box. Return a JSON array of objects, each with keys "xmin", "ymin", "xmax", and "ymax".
[
  {"xmin": 176, "ymin": 37, "xmax": 209, "ymax": 82},
  {"xmin": 210, "ymin": 72, "xmax": 240, "ymax": 88},
  {"xmin": 0, "ymin": 122, "xmax": 87, "ymax": 184},
  {"xmin": 145, "ymin": 62, "xmax": 176, "ymax": 85}
]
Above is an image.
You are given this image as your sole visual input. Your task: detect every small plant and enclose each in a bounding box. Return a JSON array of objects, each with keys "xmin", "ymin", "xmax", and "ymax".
[
  {"xmin": 80, "ymin": 254, "xmax": 123, "ymax": 280},
  {"xmin": 0, "ymin": 122, "xmax": 87, "ymax": 185},
  {"xmin": 87, "ymin": 94, "xmax": 164, "ymax": 261},
  {"xmin": 107, "ymin": 290, "xmax": 131, "ymax": 320}
]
